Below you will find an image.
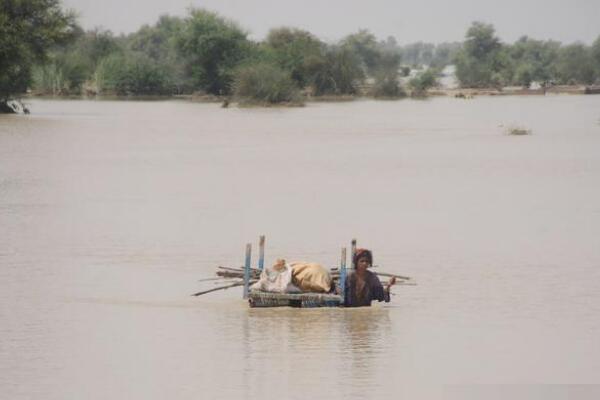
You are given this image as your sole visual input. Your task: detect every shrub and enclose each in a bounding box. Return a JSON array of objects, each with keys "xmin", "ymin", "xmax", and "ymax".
[
  {"xmin": 96, "ymin": 53, "xmax": 171, "ymax": 95},
  {"xmin": 408, "ymin": 69, "xmax": 438, "ymax": 96},
  {"xmin": 233, "ymin": 63, "xmax": 302, "ymax": 105},
  {"xmin": 371, "ymin": 73, "xmax": 405, "ymax": 98}
]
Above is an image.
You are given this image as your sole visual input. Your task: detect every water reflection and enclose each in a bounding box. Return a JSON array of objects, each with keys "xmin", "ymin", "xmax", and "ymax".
[
  {"xmin": 340, "ymin": 308, "xmax": 392, "ymax": 387},
  {"xmin": 241, "ymin": 307, "xmax": 391, "ymax": 399}
]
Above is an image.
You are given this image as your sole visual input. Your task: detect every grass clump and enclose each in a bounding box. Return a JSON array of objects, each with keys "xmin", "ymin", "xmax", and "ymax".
[{"xmin": 233, "ymin": 63, "xmax": 303, "ymax": 106}]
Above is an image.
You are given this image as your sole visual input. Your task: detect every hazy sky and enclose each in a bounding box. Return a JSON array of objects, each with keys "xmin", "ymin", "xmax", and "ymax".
[{"xmin": 62, "ymin": 0, "xmax": 600, "ymax": 44}]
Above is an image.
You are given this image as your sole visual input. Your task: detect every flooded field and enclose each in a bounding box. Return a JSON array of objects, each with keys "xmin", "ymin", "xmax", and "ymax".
[{"xmin": 1, "ymin": 96, "xmax": 600, "ymax": 399}]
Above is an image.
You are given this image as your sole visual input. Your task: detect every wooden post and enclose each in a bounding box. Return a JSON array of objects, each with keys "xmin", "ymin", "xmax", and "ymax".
[
  {"xmin": 351, "ymin": 239, "xmax": 357, "ymax": 270},
  {"xmin": 258, "ymin": 235, "xmax": 265, "ymax": 270},
  {"xmin": 243, "ymin": 243, "xmax": 252, "ymax": 299},
  {"xmin": 339, "ymin": 247, "xmax": 347, "ymax": 305}
]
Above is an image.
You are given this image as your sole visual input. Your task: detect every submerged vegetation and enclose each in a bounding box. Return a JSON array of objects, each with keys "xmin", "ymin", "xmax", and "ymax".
[
  {"xmin": 507, "ymin": 126, "xmax": 532, "ymax": 136},
  {"xmin": 2, "ymin": 1, "xmax": 600, "ymax": 111}
]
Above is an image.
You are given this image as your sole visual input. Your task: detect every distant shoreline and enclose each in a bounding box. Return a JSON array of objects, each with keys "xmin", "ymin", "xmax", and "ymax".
[
  {"xmin": 21, "ymin": 84, "xmax": 600, "ymax": 105},
  {"xmin": 430, "ymin": 85, "xmax": 600, "ymax": 97}
]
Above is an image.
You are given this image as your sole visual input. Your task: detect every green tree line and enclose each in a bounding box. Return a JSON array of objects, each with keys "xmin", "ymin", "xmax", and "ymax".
[
  {"xmin": 455, "ymin": 22, "xmax": 600, "ymax": 88},
  {"xmin": 2, "ymin": 1, "xmax": 600, "ymax": 110},
  {"xmin": 29, "ymin": 13, "xmax": 411, "ymax": 101}
]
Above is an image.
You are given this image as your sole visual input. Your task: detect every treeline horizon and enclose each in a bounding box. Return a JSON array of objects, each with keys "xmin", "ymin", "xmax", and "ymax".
[
  {"xmin": 31, "ymin": 10, "xmax": 462, "ymax": 100},
  {"xmin": 2, "ymin": 1, "xmax": 600, "ymax": 107}
]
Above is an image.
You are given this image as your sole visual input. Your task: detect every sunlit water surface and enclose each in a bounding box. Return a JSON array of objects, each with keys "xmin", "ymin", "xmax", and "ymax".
[{"xmin": 1, "ymin": 96, "xmax": 600, "ymax": 399}]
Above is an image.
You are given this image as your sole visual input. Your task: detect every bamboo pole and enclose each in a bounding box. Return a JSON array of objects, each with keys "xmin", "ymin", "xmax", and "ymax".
[
  {"xmin": 351, "ymin": 239, "xmax": 357, "ymax": 270},
  {"xmin": 198, "ymin": 277, "xmax": 231, "ymax": 282},
  {"xmin": 192, "ymin": 281, "xmax": 244, "ymax": 296},
  {"xmin": 372, "ymin": 272, "xmax": 411, "ymax": 280},
  {"xmin": 213, "ymin": 266, "xmax": 410, "ymax": 281}
]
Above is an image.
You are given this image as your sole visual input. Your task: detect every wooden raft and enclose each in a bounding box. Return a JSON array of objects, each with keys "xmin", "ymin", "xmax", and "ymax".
[
  {"xmin": 192, "ymin": 236, "xmax": 414, "ymax": 307},
  {"xmin": 248, "ymin": 291, "xmax": 342, "ymax": 308}
]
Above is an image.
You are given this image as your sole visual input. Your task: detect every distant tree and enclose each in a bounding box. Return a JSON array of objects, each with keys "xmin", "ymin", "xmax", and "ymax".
[
  {"xmin": 430, "ymin": 42, "xmax": 461, "ymax": 68},
  {"xmin": 463, "ymin": 22, "xmax": 501, "ymax": 59},
  {"xmin": 127, "ymin": 15, "xmax": 190, "ymax": 93},
  {"xmin": 455, "ymin": 22, "xmax": 508, "ymax": 88},
  {"xmin": 341, "ymin": 30, "xmax": 381, "ymax": 74},
  {"xmin": 0, "ymin": 0, "xmax": 76, "ymax": 110},
  {"xmin": 554, "ymin": 43, "xmax": 596, "ymax": 85},
  {"xmin": 306, "ymin": 45, "xmax": 364, "ymax": 95},
  {"xmin": 507, "ymin": 36, "xmax": 561, "ymax": 87},
  {"xmin": 380, "ymin": 36, "xmax": 399, "ymax": 54},
  {"xmin": 128, "ymin": 15, "xmax": 183, "ymax": 61},
  {"xmin": 79, "ymin": 28, "xmax": 121, "ymax": 70},
  {"xmin": 590, "ymin": 35, "xmax": 600, "ymax": 83},
  {"xmin": 370, "ymin": 50, "xmax": 403, "ymax": 98},
  {"xmin": 400, "ymin": 42, "xmax": 435, "ymax": 67},
  {"xmin": 342, "ymin": 30, "xmax": 404, "ymax": 97},
  {"xmin": 175, "ymin": 8, "xmax": 250, "ymax": 95},
  {"xmin": 265, "ymin": 27, "xmax": 324, "ymax": 86}
]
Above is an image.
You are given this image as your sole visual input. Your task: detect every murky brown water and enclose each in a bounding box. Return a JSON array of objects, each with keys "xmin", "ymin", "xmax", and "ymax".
[{"xmin": 1, "ymin": 96, "xmax": 600, "ymax": 399}]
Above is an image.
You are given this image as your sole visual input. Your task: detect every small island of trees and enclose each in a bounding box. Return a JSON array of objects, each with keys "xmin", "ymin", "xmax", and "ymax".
[{"xmin": 2, "ymin": 0, "xmax": 600, "ymax": 112}]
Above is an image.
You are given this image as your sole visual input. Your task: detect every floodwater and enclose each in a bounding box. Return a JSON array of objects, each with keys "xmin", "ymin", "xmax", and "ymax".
[{"xmin": 1, "ymin": 96, "xmax": 600, "ymax": 399}]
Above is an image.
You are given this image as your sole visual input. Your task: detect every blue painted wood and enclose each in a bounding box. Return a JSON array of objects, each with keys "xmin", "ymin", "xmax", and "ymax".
[
  {"xmin": 339, "ymin": 247, "xmax": 347, "ymax": 305},
  {"xmin": 243, "ymin": 243, "xmax": 252, "ymax": 299},
  {"xmin": 258, "ymin": 235, "xmax": 265, "ymax": 270}
]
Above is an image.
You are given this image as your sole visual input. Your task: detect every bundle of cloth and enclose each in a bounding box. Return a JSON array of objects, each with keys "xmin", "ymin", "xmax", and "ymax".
[{"xmin": 251, "ymin": 259, "xmax": 332, "ymax": 294}]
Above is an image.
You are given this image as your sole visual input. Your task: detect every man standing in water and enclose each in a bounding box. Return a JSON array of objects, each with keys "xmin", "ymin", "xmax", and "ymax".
[{"xmin": 344, "ymin": 249, "xmax": 396, "ymax": 307}]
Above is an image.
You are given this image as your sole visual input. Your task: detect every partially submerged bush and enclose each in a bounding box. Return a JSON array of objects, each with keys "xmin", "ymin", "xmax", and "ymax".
[
  {"xmin": 507, "ymin": 125, "xmax": 532, "ymax": 135},
  {"xmin": 233, "ymin": 63, "xmax": 302, "ymax": 105}
]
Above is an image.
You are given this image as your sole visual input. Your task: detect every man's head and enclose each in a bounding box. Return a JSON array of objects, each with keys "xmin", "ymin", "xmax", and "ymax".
[{"xmin": 354, "ymin": 248, "xmax": 373, "ymax": 272}]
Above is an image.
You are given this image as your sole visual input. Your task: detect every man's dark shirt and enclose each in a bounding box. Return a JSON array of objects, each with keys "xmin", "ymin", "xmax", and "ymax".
[{"xmin": 344, "ymin": 270, "xmax": 390, "ymax": 307}]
